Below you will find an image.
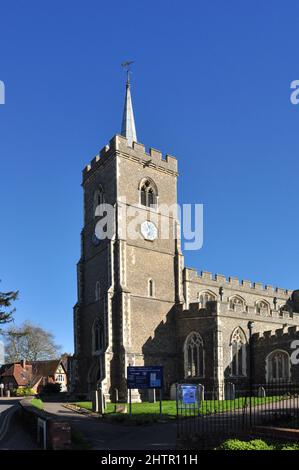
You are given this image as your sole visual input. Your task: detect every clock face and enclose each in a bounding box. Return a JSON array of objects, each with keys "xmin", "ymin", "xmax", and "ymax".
[{"xmin": 141, "ymin": 221, "xmax": 158, "ymax": 241}]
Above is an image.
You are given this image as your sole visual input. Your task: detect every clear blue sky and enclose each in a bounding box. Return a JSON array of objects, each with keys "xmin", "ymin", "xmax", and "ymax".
[{"xmin": 1, "ymin": 1, "xmax": 299, "ymax": 353}]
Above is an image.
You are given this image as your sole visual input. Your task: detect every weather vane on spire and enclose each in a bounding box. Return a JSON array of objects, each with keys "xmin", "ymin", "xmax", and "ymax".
[{"xmin": 121, "ymin": 60, "xmax": 134, "ymax": 84}]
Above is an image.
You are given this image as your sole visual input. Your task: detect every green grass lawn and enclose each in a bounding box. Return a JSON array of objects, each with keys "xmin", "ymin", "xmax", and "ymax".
[
  {"xmin": 75, "ymin": 400, "xmax": 176, "ymax": 417},
  {"xmin": 198, "ymin": 396, "xmax": 284, "ymax": 414},
  {"xmin": 30, "ymin": 397, "xmax": 44, "ymax": 410},
  {"xmin": 74, "ymin": 396, "xmax": 284, "ymax": 422}
]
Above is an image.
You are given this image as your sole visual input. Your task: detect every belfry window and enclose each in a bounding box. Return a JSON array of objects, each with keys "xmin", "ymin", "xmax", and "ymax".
[
  {"xmin": 184, "ymin": 332, "xmax": 204, "ymax": 378},
  {"xmin": 230, "ymin": 327, "xmax": 247, "ymax": 376},
  {"xmin": 93, "ymin": 186, "xmax": 105, "ymax": 217},
  {"xmin": 139, "ymin": 180, "xmax": 157, "ymax": 208}
]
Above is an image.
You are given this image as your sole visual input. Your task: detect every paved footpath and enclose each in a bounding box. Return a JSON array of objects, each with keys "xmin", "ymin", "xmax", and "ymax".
[
  {"xmin": 43, "ymin": 402, "xmax": 177, "ymax": 450},
  {"xmin": 0, "ymin": 398, "xmax": 37, "ymax": 450}
]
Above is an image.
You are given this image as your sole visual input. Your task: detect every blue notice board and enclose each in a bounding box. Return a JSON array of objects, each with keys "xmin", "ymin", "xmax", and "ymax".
[
  {"xmin": 181, "ymin": 385, "xmax": 197, "ymax": 404},
  {"xmin": 127, "ymin": 366, "xmax": 163, "ymax": 389}
]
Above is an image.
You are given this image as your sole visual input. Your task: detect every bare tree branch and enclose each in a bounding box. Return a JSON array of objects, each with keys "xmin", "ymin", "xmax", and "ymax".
[{"xmin": 3, "ymin": 321, "xmax": 61, "ymax": 362}]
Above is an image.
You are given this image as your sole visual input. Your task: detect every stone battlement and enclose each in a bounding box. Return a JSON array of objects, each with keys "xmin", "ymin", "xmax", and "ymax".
[
  {"xmin": 186, "ymin": 300, "xmax": 297, "ymax": 322},
  {"xmin": 184, "ymin": 267, "xmax": 291, "ymax": 297},
  {"xmin": 253, "ymin": 324, "xmax": 299, "ymax": 342},
  {"xmin": 83, "ymin": 134, "xmax": 178, "ymax": 180}
]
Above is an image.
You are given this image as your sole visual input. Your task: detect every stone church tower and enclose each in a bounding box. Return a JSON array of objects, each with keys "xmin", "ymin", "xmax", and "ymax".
[
  {"xmin": 73, "ymin": 74, "xmax": 299, "ymax": 401},
  {"xmin": 73, "ymin": 74, "xmax": 183, "ymax": 400}
]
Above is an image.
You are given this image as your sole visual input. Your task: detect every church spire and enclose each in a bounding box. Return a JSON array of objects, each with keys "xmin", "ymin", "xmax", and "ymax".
[{"xmin": 121, "ymin": 61, "xmax": 137, "ymax": 147}]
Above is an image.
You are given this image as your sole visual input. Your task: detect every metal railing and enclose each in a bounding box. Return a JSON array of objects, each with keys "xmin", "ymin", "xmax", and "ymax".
[{"xmin": 177, "ymin": 381, "xmax": 299, "ymax": 448}]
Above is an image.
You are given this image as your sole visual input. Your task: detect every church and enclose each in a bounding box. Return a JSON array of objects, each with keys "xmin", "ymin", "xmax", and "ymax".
[{"xmin": 72, "ymin": 74, "xmax": 299, "ymax": 402}]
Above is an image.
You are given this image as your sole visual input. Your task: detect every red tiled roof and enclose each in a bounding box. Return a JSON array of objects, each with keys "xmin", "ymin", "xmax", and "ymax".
[
  {"xmin": 1, "ymin": 363, "xmax": 32, "ymax": 386},
  {"xmin": 0, "ymin": 359, "xmax": 66, "ymax": 387}
]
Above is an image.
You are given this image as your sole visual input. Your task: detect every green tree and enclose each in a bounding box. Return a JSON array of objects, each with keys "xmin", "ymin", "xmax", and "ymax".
[{"xmin": 0, "ymin": 287, "xmax": 18, "ymax": 328}]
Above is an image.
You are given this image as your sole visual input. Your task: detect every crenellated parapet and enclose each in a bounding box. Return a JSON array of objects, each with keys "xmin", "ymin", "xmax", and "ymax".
[
  {"xmin": 184, "ymin": 267, "xmax": 291, "ymax": 298},
  {"xmin": 83, "ymin": 134, "xmax": 178, "ymax": 182},
  {"xmin": 217, "ymin": 300, "xmax": 298, "ymax": 322},
  {"xmin": 181, "ymin": 297, "xmax": 298, "ymax": 322},
  {"xmin": 252, "ymin": 324, "xmax": 299, "ymax": 343}
]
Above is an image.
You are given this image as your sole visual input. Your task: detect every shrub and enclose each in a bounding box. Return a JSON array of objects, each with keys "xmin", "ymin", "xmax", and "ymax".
[
  {"xmin": 218, "ymin": 439, "xmax": 299, "ymax": 451},
  {"xmin": 15, "ymin": 387, "xmax": 35, "ymax": 397},
  {"xmin": 218, "ymin": 439, "xmax": 274, "ymax": 450},
  {"xmin": 280, "ymin": 443, "xmax": 299, "ymax": 450}
]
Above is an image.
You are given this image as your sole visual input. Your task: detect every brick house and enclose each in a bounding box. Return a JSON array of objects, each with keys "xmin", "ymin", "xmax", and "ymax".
[
  {"xmin": 0, "ymin": 359, "xmax": 68, "ymax": 393},
  {"xmin": 32, "ymin": 360, "xmax": 68, "ymax": 392},
  {"xmin": 0, "ymin": 360, "xmax": 32, "ymax": 391}
]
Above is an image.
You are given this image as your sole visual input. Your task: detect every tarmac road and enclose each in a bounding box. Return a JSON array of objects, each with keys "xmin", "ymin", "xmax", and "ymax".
[
  {"xmin": 0, "ymin": 398, "xmax": 20, "ymax": 440},
  {"xmin": 0, "ymin": 398, "xmax": 37, "ymax": 450},
  {"xmin": 43, "ymin": 401, "xmax": 177, "ymax": 450}
]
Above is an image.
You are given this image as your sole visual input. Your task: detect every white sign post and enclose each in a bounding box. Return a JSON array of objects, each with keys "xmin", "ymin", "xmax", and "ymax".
[{"xmin": 37, "ymin": 418, "xmax": 47, "ymax": 450}]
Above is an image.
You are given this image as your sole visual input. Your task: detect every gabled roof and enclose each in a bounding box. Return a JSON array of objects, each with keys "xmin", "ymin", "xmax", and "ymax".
[
  {"xmin": 30, "ymin": 360, "xmax": 63, "ymax": 379},
  {"xmin": 1, "ymin": 363, "xmax": 32, "ymax": 386}
]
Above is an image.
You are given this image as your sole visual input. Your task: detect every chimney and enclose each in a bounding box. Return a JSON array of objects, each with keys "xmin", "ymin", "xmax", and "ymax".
[{"xmin": 21, "ymin": 359, "xmax": 26, "ymax": 369}]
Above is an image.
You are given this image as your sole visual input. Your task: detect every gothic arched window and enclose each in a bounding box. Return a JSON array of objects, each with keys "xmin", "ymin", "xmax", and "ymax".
[
  {"xmin": 266, "ymin": 350, "xmax": 290, "ymax": 382},
  {"xmin": 95, "ymin": 281, "xmax": 101, "ymax": 301},
  {"xmin": 184, "ymin": 332, "xmax": 204, "ymax": 378},
  {"xmin": 229, "ymin": 295, "xmax": 246, "ymax": 311},
  {"xmin": 93, "ymin": 186, "xmax": 105, "ymax": 217},
  {"xmin": 256, "ymin": 300, "xmax": 270, "ymax": 315},
  {"xmin": 92, "ymin": 320, "xmax": 104, "ymax": 354},
  {"xmin": 139, "ymin": 179, "xmax": 158, "ymax": 208},
  {"xmin": 198, "ymin": 290, "xmax": 216, "ymax": 308},
  {"xmin": 230, "ymin": 327, "xmax": 247, "ymax": 376}
]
